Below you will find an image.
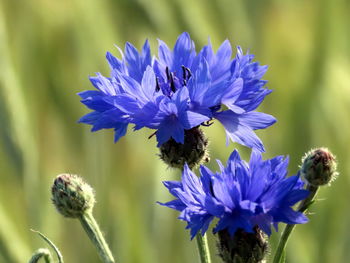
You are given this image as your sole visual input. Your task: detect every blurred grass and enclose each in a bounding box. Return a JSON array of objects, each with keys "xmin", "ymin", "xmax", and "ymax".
[{"xmin": 0, "ymin": 0, "xmax": 349, "ymax": 262}]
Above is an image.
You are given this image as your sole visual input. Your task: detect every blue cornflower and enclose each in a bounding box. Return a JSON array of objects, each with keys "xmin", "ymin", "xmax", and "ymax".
[
  {"xmin": 78, "ymin": 32, "xmax": 275, "ymax": 151},
  {"xmin": 159, "ymin": 150, "xmax": 309, "ymax": 239}
]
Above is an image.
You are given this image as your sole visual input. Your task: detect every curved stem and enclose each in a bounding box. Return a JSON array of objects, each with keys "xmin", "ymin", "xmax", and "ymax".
[
  {"xmin": 28, "ymin": 248, "xmax": 52, "ymax": 263},
  {"xmin": 196, "ymin": 234, "xmax": 211, "ymax": 263},
  {"xmin": 273, "ymin": 185, "xmax": 319, "ymax": 263},
  {"xmin": 31, "ymin": 230, "xmax": 63, "ymax": 263},
  {"xmin": 79, "ymin": 212, "xmax": 115, "ymax": 263}
]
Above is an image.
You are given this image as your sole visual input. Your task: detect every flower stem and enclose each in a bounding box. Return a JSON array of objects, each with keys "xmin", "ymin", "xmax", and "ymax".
[
  {"xmin": 196, "ymin": 234, "xmax": 212, "ymax": 263},
  {"xmin": 185, "ymin": 166, "xmax": 211, "ymax": 263},
  {"xmin": 79, "ymin": 212, "xmax": 115, "ymax": 263},
  {"xmin": 31, "ymin": 229, "xmax": 63, "ymax": 263},
  {"xmin": 272, "ymin": 185, "xmax": 319, "ymax": 263},
  {"xmin": 28, "ymin": 248, "xmax": 52, "ymax": 263}
]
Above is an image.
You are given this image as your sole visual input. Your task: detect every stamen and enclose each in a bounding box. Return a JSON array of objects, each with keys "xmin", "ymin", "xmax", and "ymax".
[
  {"xmin": 201, "ymin": 120, "xmax": 214, "ymax": 127},
  {"xmin": 165, "ymin": 67, "xmax": 170, "ymax": 81},
  {"xmin": 181, "ymin": 65, "xmax": 192, "ymax": 81},
  {"xmin": 182, "ymin": 65, "xmax": 187, "ymax": 80},
  {"xmin": 170, "ymin": 73, "xmax": 176, "ymax": 93},
  {"xmin": 182, "ymin": 65, "xmax": 188, "ymax": 86},
  {"xmin": 185, "ymin": 67, "xmax": 192, "ymax": 79},
  {"xmin": 155, "ymin": 77, "xmax": 160, "ymax": 92},
  {"xmin": 209, "ymin": 181, "xmax": 215, "ymax": 197},
  {"xmin": 148, "ymin": 131, "xmax": 157, "ymax": 139}
]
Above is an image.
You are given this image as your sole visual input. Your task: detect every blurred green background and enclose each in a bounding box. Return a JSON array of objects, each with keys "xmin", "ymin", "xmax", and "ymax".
[{"xmin": 0, "ymin": 0, "xmax": 349, "ymax": 262}]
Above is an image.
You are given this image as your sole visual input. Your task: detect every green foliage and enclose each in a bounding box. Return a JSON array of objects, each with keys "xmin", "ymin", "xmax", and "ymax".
[
  {"xmin": 28, "ymin": 248, "xmax": 52, "ymax": 263},
  {"xmin": 280, "ymin": 250, "xmax": 286, "ymax": 263},
  {"xmin": 0, "ymin": 0, "xmax": 349, "ymax": 262},
  {"xmin": 31, "ymin": 230, "xmax": 63, "ymax": 263}
]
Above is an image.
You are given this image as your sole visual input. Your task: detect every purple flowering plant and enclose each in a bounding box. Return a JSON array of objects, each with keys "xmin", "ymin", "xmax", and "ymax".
[
  {"xmin": 34, "ymin": 33, "xmax": 337, "ymax": 263},
  {"xmin": 78, "ymin": 32, "xmax": 275, "ymax": 152}
]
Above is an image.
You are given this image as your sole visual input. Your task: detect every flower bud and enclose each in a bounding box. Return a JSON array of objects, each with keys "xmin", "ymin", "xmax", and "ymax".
[
  {"xmin": 159, "ymin": 127, "xmax": 209, "ymax": 169},
  {"xmin": 300, "ymin": 148, "xmax": 338, "ymax": 186},
  {"xmin": 217, "ymin": 227, "xmax": 268, "ymax": 263},
  {"xmin": 52, "ymin": 174, "xmax": 95, "ymax": 218}
]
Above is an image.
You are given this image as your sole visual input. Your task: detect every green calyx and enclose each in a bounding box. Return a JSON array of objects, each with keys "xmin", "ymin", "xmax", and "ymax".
[
  {"xmin": 159, "ymin": 127, "xmax": 210, "ymax": 170},
  {"xmin": 217, "ymin": 228, "xmax": 268, "ymax": 263},
  {"xmin": 51, "ymin": 174, "xmax": 95, "ymax": 218},
  {"xmin": 300, "ymin": 148, "xmax": 338, "ymax": 186}
]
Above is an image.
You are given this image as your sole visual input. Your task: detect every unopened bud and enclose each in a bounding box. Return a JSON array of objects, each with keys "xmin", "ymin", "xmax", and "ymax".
[
  {"xmin": 217, "ymin": 227, "xmax": 268, "ymax": 263},
  {"xmin": 300, "ymin": 148, "xmax": 338, "ymax": 186},
  {"xmin": 159, "ymin": 127, "xmax": 209, "ymax": 169},
  {"xmin": 52, "ymin": 174, "xmax": 95, "ymax": 218}
]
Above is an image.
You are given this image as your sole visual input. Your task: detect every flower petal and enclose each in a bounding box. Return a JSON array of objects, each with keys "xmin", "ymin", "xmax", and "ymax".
[
  {"xmin": 238, "ymin": 112, "xmax": 276, "ymax": 130},
  {"xmin": 214, "ymin": 110, "xmax": 265, "ymax": 152}
]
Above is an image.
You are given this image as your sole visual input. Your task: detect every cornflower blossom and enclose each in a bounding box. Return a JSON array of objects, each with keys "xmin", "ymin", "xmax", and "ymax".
[
  {"xmin": 79, "ymin": 33, "xmax": 275, "ymax": 152},
  {"xmin": 159, "ymin": 150, "xmax": 309, "ymax": 239}
]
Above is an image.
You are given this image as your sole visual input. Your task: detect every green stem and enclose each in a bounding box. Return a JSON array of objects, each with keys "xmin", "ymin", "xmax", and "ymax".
[
  {"xmin": 28, "ymin": 248, "xmax": 52, "ymax": 263},
  {"xmin": 272, "ymin": 185, "xmax": 319, "ymax": 263},
  {"xmin": 79, "ymin": 212, "xmax": 115, "ymax": 263},
  {"xmin": 196, "ymin": 234, "xmax": 211, "ymax": 263},
  {"xmin": 31, "ymin": 230, "xmax": 63, "ymax": 263},
  {"xmin": 185, "ymin": 166, "xmax": 211, "ymax": 263}
]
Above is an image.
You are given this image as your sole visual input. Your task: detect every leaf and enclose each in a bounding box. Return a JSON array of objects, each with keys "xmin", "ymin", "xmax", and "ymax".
[
  {"xmin": 279, "ymin": 249, "xmax": 286, "ymax": 263},
  {"xmin": 28, "ymin": 248, "xmax": 52, "ymax": 263},
  {"xmin": 31, "ymin": 229, "xmax": 64, "ymax": 263}
]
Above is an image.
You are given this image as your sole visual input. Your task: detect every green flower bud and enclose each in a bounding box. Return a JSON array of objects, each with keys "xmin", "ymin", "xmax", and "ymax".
[
  {"xmin": 52, "ymin": 174, "xmax": 95, "ymax": 218},
  {"xmin": 159, "ymin": 127, "xmax": 210, "ymax": 169},
  {"xmin": 300, "ymin": 148, "xmax": 338, "ymax": 186},
  {"xmin": 217, "ymin": 227, "xmax": 268, "ymax": 263}
]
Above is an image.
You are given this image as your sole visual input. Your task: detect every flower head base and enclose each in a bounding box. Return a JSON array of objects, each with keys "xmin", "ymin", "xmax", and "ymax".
[
  {"xmin": 52, "ymin": 174, "xmax": 95, "ymax": 218},
  {"xmin": 159, "ymin": 150, "xmax": 309, "ymax": 239},
  {"xmin": 218, "ymin": 227, "xmax": 268, "ymax": 263},
  {"xmin": 159, "ymin": 127, "xmax": 209, "ymax": 169},
  {"xmin": 300, "ymin": 148, "xmax": 338, "ymax": 186},
  {"xmin": 79, "ymin": 32, "xmax": 276, "ymax": 152}
]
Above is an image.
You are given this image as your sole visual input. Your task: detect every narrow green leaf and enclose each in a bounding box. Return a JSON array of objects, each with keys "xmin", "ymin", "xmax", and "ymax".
[
  {"xmin": 31, "ymin": 230, "xmax": 64, "ymax": 263},
  {"xmin": 28, "ymin": 248, "xmax": 52, "ymax": 263},
  {"xmin": 279, "ymin": 249, "xmax": 286, "ymax": 263}
]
